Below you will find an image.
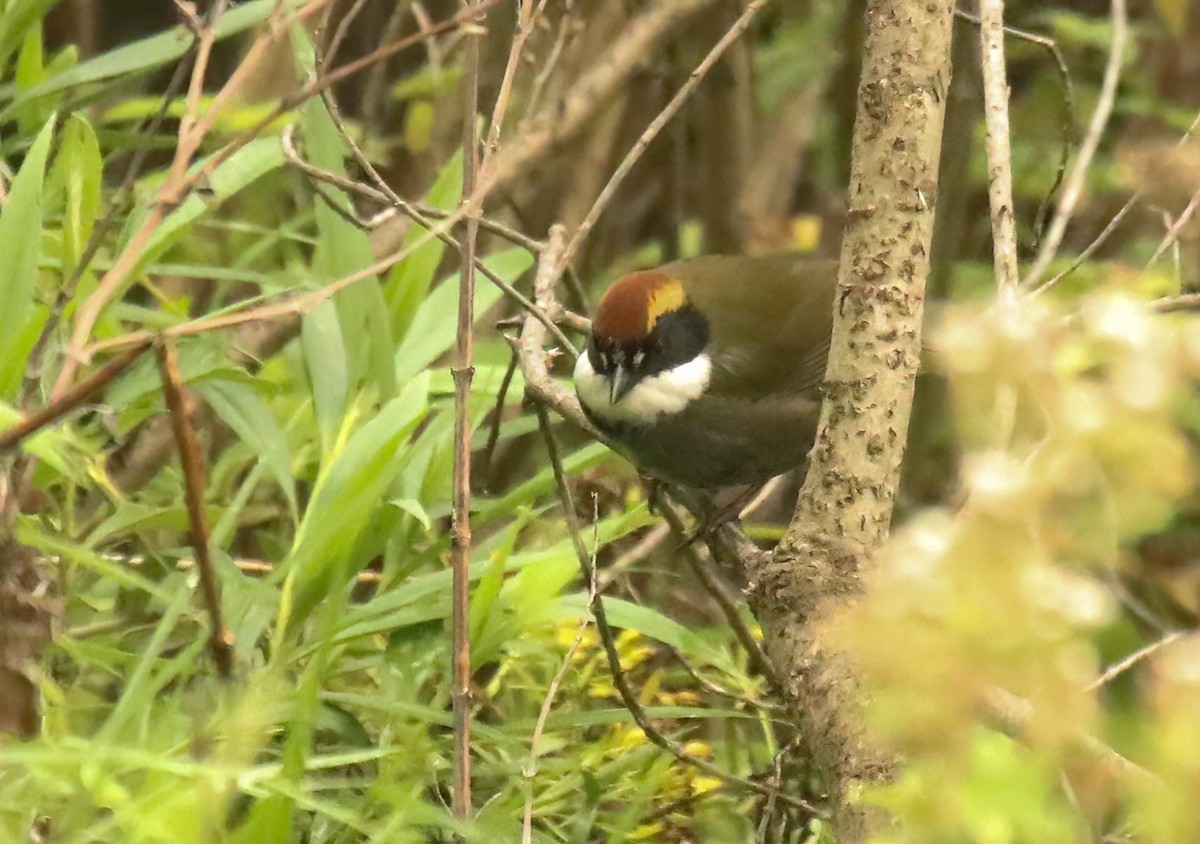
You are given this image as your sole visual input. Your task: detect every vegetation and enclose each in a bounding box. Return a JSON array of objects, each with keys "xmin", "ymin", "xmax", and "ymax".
[{"xmin": 0, "ymin": 1, "xmax": 1197, "ymax": 842}]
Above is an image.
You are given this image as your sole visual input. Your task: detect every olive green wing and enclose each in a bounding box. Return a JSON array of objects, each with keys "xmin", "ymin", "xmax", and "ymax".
[{"xmin": 673, "ymin": 254, "xmax": 837, "ymax": 399}]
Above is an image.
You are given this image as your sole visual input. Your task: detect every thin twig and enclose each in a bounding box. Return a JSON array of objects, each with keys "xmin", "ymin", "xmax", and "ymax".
[
  {"xmin": 1085, "ymin": 630, "xmax": 1185, "ymax": 692},
  {"xmin": 1154, "ymin": 292, "xmax": 1200, "ymax": 312},
  {"xmin": 187, "ymin": 0, "xmax": 507, "ymax": 197},
  {"xmin": 281, "ymin": 122, "xmax": 577, "ymax": 354},
  {"xmin": 0, "ymin": 341, "xmax": 153, "ymax": 452},
  {"xmin": 953, "ymin": 9, "xmax": 1076, "ymax": 249},
  {"xmin": 53, "ymin": 0, "xmax": 335, "ymax": 399},
  {"xmin": 598, "ymin": 523, "xmax": 672, "ymax": 589},
  {"xmin": 522, "ymin": 493, "xmax": 600, "ymax": 843},
  {"xmin": 451, "ymin": 0, "xmax": 486, "ymax": 821},
  {"xmin": 482, "ymin": 0, "xmax": 550, "ymax": 170},
  {"xmin": 361, "ymin": 1, "xmax": 412, "ymax": 128},
  {"xmin": 1146, "ymin": 188, "xmax": 1200, "ymax": 269},
  {"xmin": 516, "ymin": 226, "xmax": 600, "ymax": 435},
  {"xmin": 481, "ymin": 350, "xmax": 519, "ymax": 488},
  {"xmin": 1036, "ymin": 107, "xmax": 1200, "ymax": 294},
  {"xmin": 523, "ymin": 0, "xmax": 572, "ymax": 120},
  {"xmin": 1023, "ymin": 0, "xmax": 1128, "ymax": 289},
  {"xmin": 1034, "ymin": 195, "xmax": 1138, "ymax": 295},
  {"xmin": 83, "ymin": 204, "xmax": 469, "ymax": 359},
  {"xmin": 170, "ymin": 0, "xmax": 229, "ymax": 194},
  {"xmin": 324, "ymin": 0, "xmax": 372, "ymax": 65},
  {"xmin": 977, "ymin": 0, "xmax": 1020, "ymax": 297},
  {"xmin": 414, "ymin": 202, "xmax": 546, "ymax": 256},
  {"xmin": 533, "ymin": 405, "xmax": 823, "ymax": 818},
  {"xmin": 155, "ymin": 338, "xmax": 234, "ymax": 678},
  {"xmin": 652, "ymin": 497, "xmax": 784, "ymax": 697},
  {"xmin": 983, "ymin": 686, "xmax": 1157, "ymax": 785},
  {"xmin": 556, "ymin": 0, "xmax": 768, "ymax": 274},
  {"xmin": 21, "ymin": 38, "xmax": 198, "ymax": 408},
  {"xmin": 303, "ymin": 0, "xmax": 507, "ymax": 103},
  {"xmin": 667, "ymin": 645, "xmax": 777, "ymax": 713},
  {"xmin": 474, "ymin": 0, "xmax": 717, "ymax": 199}
]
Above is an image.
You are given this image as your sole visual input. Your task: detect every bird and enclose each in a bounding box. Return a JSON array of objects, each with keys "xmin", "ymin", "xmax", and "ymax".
[{"xmin": 574, "ymin": 253, "xmax": 838, "ymax": 489}]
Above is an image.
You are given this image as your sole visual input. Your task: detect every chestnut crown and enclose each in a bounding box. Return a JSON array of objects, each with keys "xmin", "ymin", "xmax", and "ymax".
[{"xmin": 586, "ymin": 270, "xmax": 710, "ymax": 403}]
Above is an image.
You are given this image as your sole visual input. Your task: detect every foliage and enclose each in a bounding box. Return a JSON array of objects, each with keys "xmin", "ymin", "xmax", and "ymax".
[{"xmin": 0, "ymin": 1, "xmax": 1197, "ymax": 843}]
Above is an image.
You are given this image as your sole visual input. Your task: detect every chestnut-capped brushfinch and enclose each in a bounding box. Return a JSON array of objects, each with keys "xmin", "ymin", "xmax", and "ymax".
[{"xmin": 574, "ymin": 254, "xmax": 837, "ymax": 488}]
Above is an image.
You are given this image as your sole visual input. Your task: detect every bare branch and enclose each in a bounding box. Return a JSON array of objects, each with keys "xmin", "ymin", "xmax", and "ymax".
[
  {"xmin": 978, "ymin": 0, "xmax": 1020, "ymax": 296},
  {"xmin": 1146, "ymin": 188, "xmax": 1200, "ymax": 269},
  {"xmin": 281, "ymin": 113, "xmax": 577, "ymax": 353},
  {"xmin": 516, "ymin": 226, "xmax": 601, "ymax": 436},
  {"xmin": 0, "ymin": 341, "xmax": 153, "ymax": 453},
  {"xmin": 476, "ymin": 0, "xmax": 718, "ymax": 199},
  {"xmin": 155, "ymin": 339, "xmax": 234, "ymax": 678},
  {"xmin": 483, "ymin": 0, "xmax": 550, "ymax": 169},
  {"xmin": 1023, "ymin": 0, "xmax": 1128, "ymax": 288},
  {"xmin": 556, "ymin": 0, "xmax": 769, "ymax": 274},
  {"xmin": 451, "ymin": 0, "xmax": 486, "ymax": 820},
  {"xmin": 752, "ymin": 2, "xmax": 957, "ymax": 838},
  {"xmin": 1086, "ymin": 630, "xmax": 1185, "ymax": 692}
]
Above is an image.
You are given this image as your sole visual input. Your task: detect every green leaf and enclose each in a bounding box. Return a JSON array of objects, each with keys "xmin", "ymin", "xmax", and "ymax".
[
  {"xmin": 0, "ymin": 400, "xmax": 84, "ymax": 480},
  {"xmin": 327, "ymin": 507, "xmax": 654, "ymax": 649},
  {"xmin": 103, "ymin": 339, "xmax": 246, "ymax": 433},
  {"xmin": 0, "ymin": 0, "xmax": 58, "ymax": 73},
  {"xmin": 4, "ymin": 0, "xmax": 297, "ymax": 110},
  {"xmin": 469, "ymin": 511, "xmax": 535, "ymax": 664},
  {"xmin": 284, "ymin": 375, "xmax": 430, "ymax": 626},
  {"xmin": 294, "ymin": 25, "xmax": 395, "ymax": 415},
  {"xmin": 16, "ymin": 522, "xmax": 175, "ymax": 602},
  {"xmin": 301, "ymin": 300, "xmax": 349, "ymax": 456},
  {"xmin": 469, "ymin": 543, "xmax": 510, "ymax": 660},
  {"xmin": 0, "ymin": 114, "xmax": 55, "ymax": 398},
  {"xmin": 51, "ymin": 113, "xmax": 103, "ymax": 273},
  {"xmin": 137, "ymin": 137, "xmax": 285, "ymax": 271},
  {"xmin": 557, "ymin": 594, "xmax": 742, "ymax": 676},
  {"xmin": 385, "ymin": 152, "xmax": 462, "ymax": 340},
  {"xmin": 393, "ymin": 247, "xmax": 533, "ymax": 381},
  {"xmin": 196, "ymin": 378, "xmax": 297, "ymax": 519},
  {"xmin": 13, "ymin": 22, "xmax": 46, "ymax": 137},
  {"xmin": 387, "ymin": 498, "xmax": 432, "ymax": 531}
]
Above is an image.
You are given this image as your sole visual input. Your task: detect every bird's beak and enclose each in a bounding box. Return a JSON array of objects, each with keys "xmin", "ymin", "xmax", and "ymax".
[{"xmin": 609, "ymin": 365, "xmax": 637, "ymax": 404}]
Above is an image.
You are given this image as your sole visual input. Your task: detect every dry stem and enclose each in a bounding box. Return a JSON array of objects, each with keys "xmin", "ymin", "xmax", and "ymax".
[
  {"xmin": 450, "ymin": 0, "xmax": 486, "ymax": 821},
  {"xmin": 978, "ymin": 0, "xmax": 1020, "ymax": 296},
  {"xmin": 0, "ymin": 341, "xmax": 152, "ymax": 453},
  {"xmin": 156, "ymin": 339, "xmax": 234, "ymax": 678},
  {"xmin": 1023, "ymin": 0, "xmax": 1128, "ymax": 288},
  {"xmin": 474, "ymin": 0, "xmax": 717, "ymax": 199},
  {"xmin": 555, "ymin": 0, "xmax": 768, "ymax": 275}
]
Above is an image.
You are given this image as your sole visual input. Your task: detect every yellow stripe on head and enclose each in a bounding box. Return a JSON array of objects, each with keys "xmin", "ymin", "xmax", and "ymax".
[{"xmin": 645, "ymin": 279, "xmax": 686, "ymax": 332}]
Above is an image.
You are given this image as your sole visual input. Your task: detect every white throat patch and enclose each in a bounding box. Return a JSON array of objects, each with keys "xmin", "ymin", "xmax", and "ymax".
[{"xmin": 574, "ymin": 351, "xmax": 711, "ymax": 424}]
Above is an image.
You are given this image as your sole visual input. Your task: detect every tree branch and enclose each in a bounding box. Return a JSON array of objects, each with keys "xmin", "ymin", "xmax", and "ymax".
[
  {"xmin": 978, "ymin": 0, "xmax": 1020, "ymax": 296},
  {"xmin": 451, "ymin": 0, "xmax": 486, "ymax": 821},
  {"xmin": 744, "ymin": 2, "xmax": 957, "ymax": 839}
]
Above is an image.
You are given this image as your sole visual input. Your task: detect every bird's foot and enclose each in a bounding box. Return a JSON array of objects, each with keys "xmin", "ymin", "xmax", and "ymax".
[{"xmin": 675, "ymin": 484, "xmax": 764, "ymax": 548}]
